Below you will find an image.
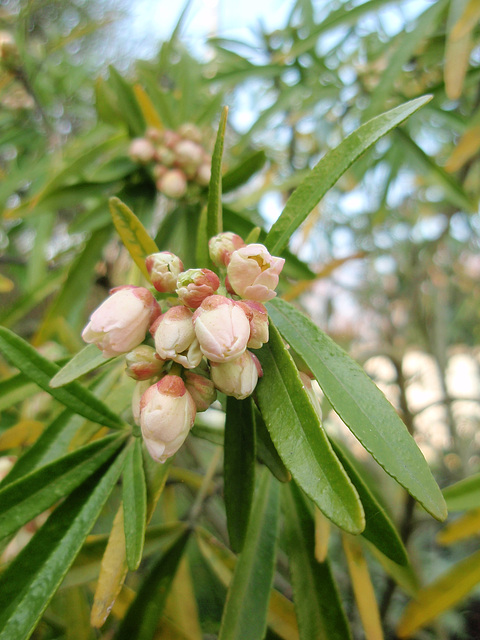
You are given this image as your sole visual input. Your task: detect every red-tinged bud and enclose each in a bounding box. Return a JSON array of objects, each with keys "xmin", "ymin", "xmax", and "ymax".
[
  {"xmin": 227, "ymin": 243, "xmax": 285, "ymax": 301},
  {"xmin": 163, "ymin": 130, "xmax": 181, "ymax": 149},
  {"xmin": 193, "ymin": 295, "xmax": 250, "ymax": 363},
  {"xmin": 82, "ymin": 286, "xmax": 160, "ymax": 357},
  {"xmin": 152, "ymin": 305, "xmax": 202, "ymax": 369},
  {"xmin": 210, "ymin": 351, "xmax": 262, "ymax": 399},
  {"xmin": 158, "ymin": 169, "xmax": 187, "ymax": 198},
  {"xmin": 129, "ymin": 138, "xmax": 156, "ymax": 163},
  {"xmin": 208, "ymin": 232, "xmax": 246, "ymax": 268},
  {"xmin": 184, "ymin": 370, "xmax": 217, "ymax": 411},
  {"xmin": 196, "ymin": 163, "xmax": 211, "ymax": 186},
  {"xmin": 145, "ymin": 251, "xmax": 184, "ymax": 293},
  {"xmin": 176, "ymin": 268, "xmax": 220, "ymax": 309},
  {"xmin": 236, "ymin": 300, "xmax": 269, "ymax": 349},
  {"xmin": 178, "ymin": 123, "xmax": 202, "ymax": 143},
  {"xmin": 125, "ymin": 345, "xmax": 165, "ymax": 380},
  {"xmin": 153, "ymin": 164, "xmax": 167, "ymax": 181},
  {"xmin": 174, "ymin": 140, "xmax": 204, "ymax": 168},
  {"xmin": 145, "ymin": 127, "xmax": 163, "ymax": 143},
  {"xmin": 140, "ymin": 375, "xmax": 196, "ymax": 462},
  {"xmin": 156, "ymin": 146, "xmax": 176, "ymax": 167},
  {"xmin": 132, "ymin": 379, "xmax": 153, "ymax": 425},
  {"xmin": 299, "ymin": 371, "xmax": 323, "ymax": 420}
]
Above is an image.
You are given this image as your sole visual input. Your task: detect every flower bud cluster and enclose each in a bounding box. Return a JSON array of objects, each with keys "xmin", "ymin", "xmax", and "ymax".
[
  {"xmin": 128, "ymin": 123, "xmax": 211, "ymax": 200},
  {"xmin": 81, "ymin": 233, "xmax": 284, "ymax": 463}
]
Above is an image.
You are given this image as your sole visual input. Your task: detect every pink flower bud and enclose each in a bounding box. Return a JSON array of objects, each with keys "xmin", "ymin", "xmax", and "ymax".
[
  {"xmin": 299, "ymin": 371, "xmax": 323, "ymax": 419},
  {"xmin": 184, "ymin": 370, "xmax": 217, "ymax": 411},
  {"xmin": 178, "ymin": 123, "xmax": 202, "ymax": 143},
  {"xmin": 153, "ymin": 164, "xmax": 167, "ymax": 180},
  {"xmin": 208, "ymin": 232, "xmax": 246, "ymax": 268},
  {"xmin": 196, "ymin": 163, "xmax": 211, "ymax": 186},
  {"xmin": 163, "ymin": 130, "xmax": 181, "ymax": 149},
  {"xmin": 152, "ymin": 305, "xmax": 202, "ymax": 369},
  {"xmin": 210, "ymin": 351, "xmax": 262, "ymax": 399},
  {"xmin": 145, "ymin": 251, "xmax": 184, "ymax": 293},
  {"xmin": 132, "ymin": 379, "xmax": 153, "ymax": 425},
  {"xmin": 192, "ymin": 295, "xmax": 250, "ymax": 363},
  {"xmin": 129, "ymin": 138, "xmax": 156, "ymax": 163},
  {"xmin": 174, "ymin": 139, "xmax": 204, "ymax": 167},
  {"xmin": 236, "ymin": 300, "xmax": 269, "ymax": 349},
  {"xmin": 176, "ymin": 268, "xmax": 220, "ymax": 309},
  {"xmin": 146, "ymin": 127, "xmax": 163, "ymax": 143},
  {"xmin": 227, "ymin": 243, "xmax": 285, "ymax": 301},
  {"xmin": 140, "ymin": 375, "xmax": 196, "ymax": 462},
  {"xmin": 125, "ymin": 345, "xmax": 165, "ymax": 380},
  {"xmin": 82, "ymin": 286, "xmax": 160, "ymax": 358},
  {"xmin": 158, "ymin": 169, "xmax": 187, "ymax": 198},
  {"xmin": 156, "ymin": 146, "xmax": 175, "ymax": 167}
]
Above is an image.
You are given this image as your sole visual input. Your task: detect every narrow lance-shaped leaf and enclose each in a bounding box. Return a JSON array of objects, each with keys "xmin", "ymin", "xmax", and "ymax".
[
  {"xmin": 283, "ymin": 482, "xmax": 352, "ymax": 640},
  {"xmin": 109, "ymin": 196, "xmax": 159, "ymax": 279},
  {"xmin": 0, "ymin": 327, "xmax": 124, "ymax": 430},
  {"xmin": 224, "ymin": 396, "xmax": 256, "ymax": 553},
  {"xmin": 218, "ymin": 468, "xmax": 280, "ymax": 640},
  {"xmin": 437, "ymin": 509, "xmax": 480, "ymax": 546},
  {"xmin": 50, "ymin": 344, "xmax": 115, "ymax": 388},
  {"xmin": 264, "ymin": 96, "xmax": 433, "ymax": 255},
  {"xmin": 443, "ymin": 472, "xmax": 480, "ymax": 512},
  {"xmin": 267, "ymin": 298, "xmax": 447, "ymax": 522},
  {"xmin": 0, "ymin": 446, "xmax": 127, "ymax": 640},
  {"xmin": 207, "ymin": 106, "xmax": 228, "ymax": 243},
  {"xmin": 122, "ymin": 438, "xmax": 147, "ymax": 571},
  {"xmin": 255, "ymin": 323, "xmax": 364, "ymax": 534},
  {"xmin": 0, "ymin": 433, "xmax": 128, "ymax": 542}
]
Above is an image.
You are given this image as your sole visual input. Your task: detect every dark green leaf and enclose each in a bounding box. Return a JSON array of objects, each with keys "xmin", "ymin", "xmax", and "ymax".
[
  {"xmin": 114, "ymin": 529, "xmax": 190, "ymax": 640},
  {"xmin": 224, "ymin": 397, "xmax": 256, "ymax": 552},
  {"xmin": 0, "ymin": 327, "xmax": 124, "ymax": 430},
  {"xmin": 264, "ymin": 96, "xmax": 433, "ymax": 255},
  {"xmin": 267, "ymin": 299, "xmax": 447, "ymax": 521},
  {"xmin": 222, "ymin": 150, "xmax": 267, "ymax": 193},
  {"xmin": 0, "ymin": 446, "xmax": 127, "ymax": 640},
  {"xmin": 207, "ymin": 107, "xmax": 228, "ymax": 242},
  {"xmin": 283, "ymin": 482, "xmax": 352, "ymax": 640},
  {"xmin": 123, "ymin": 438, "xmax": 147, "ymax": 570},
  {"xmin": 50, "ymin": 344, "xmax": 114, "ymax": 388},
  {"xmin": 218, "ymin": 469, "xmax": 280, "ymax": 640},
  {"xmin": 256, "ymin": 323, "xmax": 364, "ymax": 533},
  {"xmin": 0, "ymin": 433, "xmax": 127, "ymax": 541},
  {"xmin": 254, "ymin": 408, "xmax": 291, "ymax": 483},
  {"xmin": 107, "ymin": 66, "xmax": 146, "ymax": 137}
]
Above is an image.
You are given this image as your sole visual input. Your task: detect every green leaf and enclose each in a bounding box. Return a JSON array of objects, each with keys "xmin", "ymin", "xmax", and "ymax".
[
  {"xmin": 443, "ymin": 473, "xmax": 480, "ymax": 512},
  {"xmin": 267, "ymin": 298, "xmax": 447, "ymax": 522},
  {"xmin": 50, "ymin": 344, "xmax": 114, "ymax": 388},
  {"xmin": 331, "ymin": 440, "xmax": 408, "ymax": 566},
  {"xmin": 107, "ymin": 66, "xmax": 146, "ymax": 137},
  {"xmin": 0, "ymin": 327, "xmax": 124, "ymax": 430},
  {"xmin": 207, "ymin": 107, "xmax": 228, "ymax": 242},
  {"xmin": 123, "ymin": 438, "xmax": 147, "ymax": 571},
  {"xmin": 254, "ymin": 408, "xmax": 291, "ymax": 483},
  {"xmin": 255, "ymin": 323, "xmax": 364, "ymax": 534},
  {"xmin": 0, "ymin": 446, "xmax": 127, "ymax": 640},
  {"xmin": 195, "ymin": 205, "xmax": 210, "ymax": 268},
  {"xmin": 109, "ymin": 196, "xmax": 159, "ymax": 279},
  {"xmin": 218, "ymin": 469, "xmax": 280, "ymax": 640},
  {"xmin": 264, "ymin": 96, "xmax": 433, "ymax": 255},
  {"xmin": 0, "ymin": 433, "xmax": 127, "ymax": 541},
  {"xmin": 283, "ymin": 482, "xmax": 352, "ymax": 640},
  {"xmin": 222, "ymin": 150, "xmax": 267, "ymax": 193},
  {"xmin": 0, "ymin": 271, "xmax": 63, "ymax": 329},
  {"xmin": 0, "ymin": 373, "xmax": 38, "ymax": 413},
  {"xmin": 224, "ymin": 397, "xmax": 256, "ymax": 552},
  {"xmin": 114, "ymin": 529, "xmax": 191, "ymax": 640}
]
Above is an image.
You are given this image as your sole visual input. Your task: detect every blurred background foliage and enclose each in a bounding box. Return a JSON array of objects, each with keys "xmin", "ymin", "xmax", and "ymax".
[{"xmin": 1, "ymin": 0, "xmax": 480, "ymax": 638}]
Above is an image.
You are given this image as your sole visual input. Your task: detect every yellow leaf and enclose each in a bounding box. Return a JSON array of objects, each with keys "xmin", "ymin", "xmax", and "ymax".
[
  {"xmin": 133, "ymin": 84, "xmax": 164, "ymax": 130},
  {"xmin": 445, "ymin": 125, "xmax": 480, "ymax": 173},
  {"xmin": 451, "ymin": 0, "xmax": 480, "ymax": 40},
  {"xmin": 90, "ymin": 504, "xmax": 128, "ymax": 628},
  {"xmin": 109, "ymin": 196, "xmax": 159, "ymax": 280},
  {"xmin": 397, "ymin": 549, "xmax": 480, "ymax": 638},
  {"xmin": 0, "ymin": 420, "xmax": 43, "ymax": 450},
  {"xmin": 437, "ymin": 508, "xmax": 480, "ymax": 545},
  {"xmin": 314, "ymin": 506, "xmax": 331, "ymax": 562},
  {"xmin": 267, "ymin": 590, "xmax": 299, "ymax": 640},
  {"xmin": 343, "ymin": 534, "xmax": 384, "ymax": 640},
  {"xmin": 63, "ymin": 586, "xmax": 93, "ymax": 640},
  {"xmin": 0, "ymin": 273, "xmax": 14, "ymax": 292},
  {"xmin": 110, "ymin": 584, "xmax": 135, "ymax": 619},
  {"xmin": 444, "ymin": 0, "xmax": 473, "ymax": 100}
]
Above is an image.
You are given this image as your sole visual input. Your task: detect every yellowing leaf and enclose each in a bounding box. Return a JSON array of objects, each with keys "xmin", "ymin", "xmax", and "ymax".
[
  {"xmin": 90, "ymin": 504, "xmax": 128, "ymax": 628},
  {"xmin": 445, "ymin": 126, "xmax": 480, "ymax": 173},
  {"xmin": 0, "ymin": 420, "xmax": 43, "ymax": 450},
  {"xmin": 451, "ymin": 0, "xmax": 480, "ymax": 40},
  {"xmin": 133, "ymin": 84, "xmax": 164, "ymax": 130},
  {"xmin": 0, "ymin": 274, "xmax": 14, "ymax": 293},
  {"xmin": 342, "ymin": 534, "xmax": 384, "ymax": 640},
  {"xmin": 163, "ymin": 557, "xmax": 202, "ymax": 640},
  {"xmin": 397, "ymin": 549, "xmax": 480, "ymax": 637},
  {"xmin": 445, "ymin": 0, "xmax": 473, "ymax": 100},
  {"xmin": 267, "ymin": 590, "xmax": 299, "ymax": 640},
  {"xmin": 109, "ymin": 196, "xmax": 159, "ymax": 280},
  {"xmin": 437, "ymin": 509, "xmax": 480, "ymax": 545},
  {"xmin": 314, "ymin": 506, "xmax": 331, "ymax": 562}
]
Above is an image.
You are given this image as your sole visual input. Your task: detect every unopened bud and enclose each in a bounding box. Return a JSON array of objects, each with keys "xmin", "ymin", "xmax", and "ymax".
[
  {"xmin": 236, "ymin": 300, "xmax": 269, "ymax": 349},
  {"xmin": 178, "ymin": 123, "xmax": 202, "ymax": 143},
  {"xmin": 145, "ymin": 251, "xmax": 184, "ymax": 293},
  {"xmin": 156, "ymin": 146, "xmax": 175, "ymax": 167},
  {"xmin": 152, "ymin": 305, "xmax": 202, "ymax": 369},
  {"xmin": 174, "ymin": 140, "xmax": 204, "ymax": 168},
  {"xmin": 129, "ymin": 138, "xmax": 156, "ymax": 163},
  {"xmin": 208, "ymin": 232, "xmax": 246, "ymax": 268},
  {"xmin": 184, "ymin": 370, "xmax": 217, "ymax": 411},
  {"xmin": 176, "ymin": 268, "xmax": 220, "ymax": 309},
  {"xmin": 125, "ymin": 345, "xmax": 165, "ymax": 380},
  {"xmin": 299, "ymin": 371, "xmax": 323, "ymax": 420},
  {"xmin": 163, "ymin": 130, "xmax": 181, "ymax": 149},
  {"xmin": 210, "ymin": 351, "xmax": 262, "ymax": 399},
  {"xmin": 158, "ymin": 169, "xmax": 188, "ymax": 198},
  {"xmin": 145, "ymin": 127, "xmax": 163, "ymax": 143},
  {"xmin": 196, "ymin": 163, "xmax": 211, "ymax": 186}
]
